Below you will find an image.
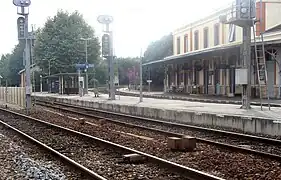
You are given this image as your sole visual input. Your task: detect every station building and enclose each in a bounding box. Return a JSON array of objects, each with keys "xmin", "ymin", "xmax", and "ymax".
[{"xmin": 143, "ymin": 0, "xmax": 281, "ymax": 98}]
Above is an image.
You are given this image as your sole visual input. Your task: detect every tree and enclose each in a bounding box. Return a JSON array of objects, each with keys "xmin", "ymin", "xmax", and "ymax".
[
  {"xmin": 143, "ymin": 33, "xmax": 173, "ymax": 63},
  {"xmin": 0, "ymin": 42, "xmax": 25, "ymax": 86},
  {"xmin": 142, "ymin": 33, "xmax": 173, "ymax": 87},
  {"xmin": 34, "ymin": 10, "xmax": 100, "ymax": 76},
  {"xmin": 116, "ymin": 57, "xmax": 139, "ymax": 85},
  {"xmin": 0, "ymin": 54, "xmax": 10, "ymax": 83}
]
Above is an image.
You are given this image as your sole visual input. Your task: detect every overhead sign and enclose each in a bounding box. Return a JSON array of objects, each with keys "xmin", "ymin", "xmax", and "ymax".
[
  {"xmin": 102, "ymin": 34, "xmax": 110, "ymax": 57},
  {"xmin": 147, "ymin": 80, "xmax": 152, "ymax": 83},
  {"xmin": 13, "ymin": 0, "xmax": 31, "ymax": 7}
]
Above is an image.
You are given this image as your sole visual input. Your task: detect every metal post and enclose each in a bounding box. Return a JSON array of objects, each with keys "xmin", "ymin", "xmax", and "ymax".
[
  {"xmin": 5, "ymin": 80, "xmax": 8, "ymax": 107},
  {"xmin": 40, "ymin": 75, "xmax": 42, "ymax": 93},
  {"xmin": 116, "ymin": 55, "xmax": 120, "ymax": 100},
  {"xmin": 85, "ymin": 39, "xmax": 89, "ymax": 94},
  {"xmin": 241, "ymin": 26, "xmax": 251, "ymax": 109},
  {"xmin": 48, "ymin": 59, "xmax": 51, "ymax": 93},
  {"xmin": 48, "ymin": 60, "xmax": 51, "ymax": 76},
  {"xmin": 139, "ymin": 51, "xmax": 143, "ymax": 103},
  {"xmin": 24, "ymin": 13, "xmax": 32, "ymax": 114},
  {"xmin": 78, "ymin": 68, "xmax": 82, "ymax": 97}
]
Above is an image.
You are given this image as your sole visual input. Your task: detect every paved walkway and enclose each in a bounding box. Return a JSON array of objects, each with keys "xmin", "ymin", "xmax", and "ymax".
[
  {"xmin": 117, "ymin": 88, "xmax": 281, "ymax": 107},
  {"xmin": 33, "ymin": 92, "xmax": 281, "ymax": 121}
]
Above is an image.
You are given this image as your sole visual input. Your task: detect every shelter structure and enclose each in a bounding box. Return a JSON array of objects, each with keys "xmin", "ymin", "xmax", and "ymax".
[{"xmin": 44, "ymin": 73, "xmax": 90, "ymax": 95}]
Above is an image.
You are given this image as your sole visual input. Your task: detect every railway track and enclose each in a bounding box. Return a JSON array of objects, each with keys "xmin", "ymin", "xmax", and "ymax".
[
  {"xmin": 37, "ymin": 100, "xmax": 281, "ymax": 159},
  {"xmin": 0, "ymin": 116, "xmax": 105, "ymax": 179},
  {"xmin": 0, "ymin": 107, "xmax": 222, "ymax": 180},
  {"xmin": 27, "ymin": 100, "xmax": 281, "ymax": 179}
]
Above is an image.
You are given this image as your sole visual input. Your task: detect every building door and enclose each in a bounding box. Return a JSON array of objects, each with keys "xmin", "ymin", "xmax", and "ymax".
[
  {"xmin": 204, "ymin": 69, "xmax": 208, "ymax": 94},
  {"xmin": 228, "ymin": 55, "xmax": 236, "ymax": 94},
  {"xmin": 229, "ymin": 68, "xmax": 235, "ymax": 94},
  {"xmin": 265, "ymin": 50, "xmax": 277, "ymax": 98},
  {"xmin": 266, "ymin": 61, "xmax": 275, "ymax": 98},
  {"xmin": 214, "ymin": 62, "xmax": 220, "ymax": 95}
]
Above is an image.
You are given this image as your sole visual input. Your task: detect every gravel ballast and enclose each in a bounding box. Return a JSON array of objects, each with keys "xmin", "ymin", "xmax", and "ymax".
[
  {"xmin": 26, "ymin": 106, "xmax": 281, "ymax": 180},
  {"xmin": 0, "ymin": 122, "xmax": 90, "ymax": 180}
]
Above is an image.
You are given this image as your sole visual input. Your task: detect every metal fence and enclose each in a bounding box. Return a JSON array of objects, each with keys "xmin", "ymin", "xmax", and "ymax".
[{"xmin": 0, "ymin": 87, "xmax": 26, "ymax": 107}]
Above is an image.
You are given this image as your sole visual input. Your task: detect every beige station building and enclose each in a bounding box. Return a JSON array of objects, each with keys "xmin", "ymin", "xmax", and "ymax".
[{"xmin": 144, "ymin": 0, "xmax": 281, "ymax": 99}]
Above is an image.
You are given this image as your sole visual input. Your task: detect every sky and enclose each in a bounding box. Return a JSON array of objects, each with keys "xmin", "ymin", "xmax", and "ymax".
[{"xmin": 0, "ymin": 0, "xmax": 233, "ymax": 57}]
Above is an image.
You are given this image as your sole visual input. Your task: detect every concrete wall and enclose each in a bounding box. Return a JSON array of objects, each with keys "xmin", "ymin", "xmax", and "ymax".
[
  {"xmin": 0, "ymin": 87, "xmax": 26, "ymax": 107},
  {"xmin": 35, "ymin": 95, "xmax": 281, "ymax": 136}
]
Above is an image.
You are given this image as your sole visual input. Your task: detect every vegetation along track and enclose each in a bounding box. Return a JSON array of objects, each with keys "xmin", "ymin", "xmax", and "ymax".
[
  {"xmin": 0, "ymin": 107, "xmax": 222, "ymax": 180},
  {"xmin": 31, "ymin": 100, "xmax": 281, "ymax": 179}
]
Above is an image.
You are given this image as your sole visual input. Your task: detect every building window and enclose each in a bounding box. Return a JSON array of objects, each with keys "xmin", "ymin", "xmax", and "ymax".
[
  {"xmin": 204, "ymin": 27, "xmax": 209, "ymax": 48},
  {"xmin": 184, "ymin": 35, "xmax": 188, "ymax": 53},
  {"xmin": 228, "ymin": 24, "xmax": 236, "ymax": 42},
  {"xmin": 177, "ymin": 37, "xmax": 181, "ymax": 54},
  {"xmin": 214, "ymin": 23, "xmax": 220, "ymax": 46},
  {"xmin": 194, "ymin": 31, "xmax": 199, "ymax": 50}
]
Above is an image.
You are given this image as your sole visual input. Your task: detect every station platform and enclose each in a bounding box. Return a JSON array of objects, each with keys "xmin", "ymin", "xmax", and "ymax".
[{"xmin": 33, "ymin": 92, "xmax": 281, "ymax": 136}]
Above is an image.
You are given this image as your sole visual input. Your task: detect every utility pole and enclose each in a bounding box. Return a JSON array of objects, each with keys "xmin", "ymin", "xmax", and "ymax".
[
  {"xmin": 219, "ymin": 0, "xmax": 256, "ymax": 110},
  {"xmin": 14, "ymin": 0, "xmax": 32, "ymax": 113},
  {"xmin": 80, "ymin": 38, "xmax": 92, "ymax": 95},
  {"xmin": 241, "ymin": 26, "xmax": 252, "ymax": 109},
  {"xmin": 98, "ymin": 15, "xmax": 115, "ymax": 100},
  {"xmin": 25, "ymin": 13, "xmax": 32, "ymax": 113}
]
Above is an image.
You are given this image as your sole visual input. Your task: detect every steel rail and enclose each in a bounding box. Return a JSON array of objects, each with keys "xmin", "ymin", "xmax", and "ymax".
[
  {"xmin": 36, "ymin": 100, "xmax": 281, "ymax": 161},
  {"xmin": 0, "ymin": 107, "xmax": 223, "ymax": 180},
  {"xmin": 0, "ymin": 119, "xmax": 107, "ymax": 180}
]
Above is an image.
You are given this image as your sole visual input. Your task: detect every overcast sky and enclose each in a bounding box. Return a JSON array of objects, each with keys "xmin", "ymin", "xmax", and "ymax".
[{"xmin": 0, "ymin": 0, "xmax": 233, "ymax": 57}]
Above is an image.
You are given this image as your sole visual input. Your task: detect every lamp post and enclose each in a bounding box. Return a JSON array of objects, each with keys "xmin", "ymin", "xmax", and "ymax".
[
  {"xmin": 0, "ymin": 75, "xmax": 2, "ymax": 87},
  {"xmin": 13, "ymin": 0, "xmax": 32, "ymax": 114},
  {"xmin": 80, "ymin": 37, "xmax": 92, "ymax": 95},
  {"xmin": 139, "ymin": 49, "xmax": 143, "ymax": 103},
  {"xmin": 97, "ymin": 15, "xmax": 115, "ymax": 100}
]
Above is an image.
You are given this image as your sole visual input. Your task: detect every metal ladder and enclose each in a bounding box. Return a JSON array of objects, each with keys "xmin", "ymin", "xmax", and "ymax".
[{"xmin": 252, "ymin": 20, "xmax": 270, "ymax": 110}]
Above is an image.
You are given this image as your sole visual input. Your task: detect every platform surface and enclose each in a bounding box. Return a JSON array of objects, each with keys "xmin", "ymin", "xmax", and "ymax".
[
  {"xmin": 117, "ymin": 88, "xmax": 281, "ymax": 106},
  {"xmin": 33, "ymin": 92, "xmax": 281, "ymax": 121}
]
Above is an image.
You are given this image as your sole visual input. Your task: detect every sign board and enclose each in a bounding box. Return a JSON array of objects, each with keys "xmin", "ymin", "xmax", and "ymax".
[
  {"xmin": 75, "ymin": 63, "xmax": 94, "ymax": 70},
  {"xmin": 13, "ymin": 0, "xmax": 31, "ymax": 7},
  {"xmin": 147, "ymin": 80, "xmax": 152, "ymax": 83},
  {"xmin": 114, "ymin": 75, "xmax": 119, "ymax": 84},
  {"xmin": 79, "ymin": 77, "xmax": 84, "ymax": 82},
  {"xmin": 235, "ymin": 68, "xmax": 247, "ymax": 85}
]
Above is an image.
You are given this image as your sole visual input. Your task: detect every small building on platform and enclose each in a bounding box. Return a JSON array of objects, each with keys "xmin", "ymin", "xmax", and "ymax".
[
  {"xmin": 143, "ymin": 0, "xmax": 281, "ymax": 98},
  {"xmin": 44, "ymin": 73, "xmax": 87, "ymax": 95}
]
